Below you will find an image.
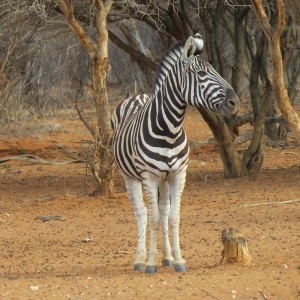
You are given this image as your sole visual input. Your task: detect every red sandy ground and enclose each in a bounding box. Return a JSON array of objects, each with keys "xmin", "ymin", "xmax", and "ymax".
[{"xmin": 0, "ymin": 107, "xmax": 299, "ymax": 299}]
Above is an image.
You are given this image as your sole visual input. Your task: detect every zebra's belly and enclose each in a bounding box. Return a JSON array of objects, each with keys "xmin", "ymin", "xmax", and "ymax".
[
  {"xmin": 133, "ymin": 147, "xmax": 190, "ymax": 181},
  {"xmin": 113, "ymin": 145, "xmax": 143, "ymax": 181},
  {"xmin": 114, "ymin": 150, "xmax": 189, "ymax": 182}
]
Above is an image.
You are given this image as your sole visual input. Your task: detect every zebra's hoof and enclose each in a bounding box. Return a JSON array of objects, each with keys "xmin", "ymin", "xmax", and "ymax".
[
  {"xmin": 145, "ymin": 265, "xmax": 158, "ymax": 273},
  {"xmin": 134, "ymin": 263, "xmax": 145, "ymax": 272},
  {"xmin": 162, "ymin": 259, "xmax": 173, "ymax": 267},
  {"xmin": 174, "ymin": 264, "xmax": 188, "ymax": 272}
]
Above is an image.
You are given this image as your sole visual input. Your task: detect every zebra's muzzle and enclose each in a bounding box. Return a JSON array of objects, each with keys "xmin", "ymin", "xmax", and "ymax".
[{"xmin": 219, "ymin": 88, "xmax": 240, "ymax": 116}]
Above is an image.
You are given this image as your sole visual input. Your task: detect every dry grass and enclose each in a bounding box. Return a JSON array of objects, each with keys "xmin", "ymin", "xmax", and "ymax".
[{"xmin": 0, "ymin": 117, "xmax": 68, "ymax": 137}]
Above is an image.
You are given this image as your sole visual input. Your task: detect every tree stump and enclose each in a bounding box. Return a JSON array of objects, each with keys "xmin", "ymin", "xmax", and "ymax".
[{"xmin": 220, "ymin": 228, "xmax": 253, "ymax": 266}]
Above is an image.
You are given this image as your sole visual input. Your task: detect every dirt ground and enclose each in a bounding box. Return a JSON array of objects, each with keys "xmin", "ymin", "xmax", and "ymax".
[{"xmin": 0, "ymin": 107, "xmax": 299, "ymax": 300}]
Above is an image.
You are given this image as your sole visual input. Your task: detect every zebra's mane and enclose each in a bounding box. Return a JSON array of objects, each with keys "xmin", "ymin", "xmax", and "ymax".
[{"xmin": 152, "ymin": 42, "xmax": 184, "ymax": 94}]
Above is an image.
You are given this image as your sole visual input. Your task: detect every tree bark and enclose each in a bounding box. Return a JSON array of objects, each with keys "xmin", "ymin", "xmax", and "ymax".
[
  {"xmin": 231, "ymin": 7, "xmax": 250, "ymax": 97},
  {"xmin": 54, "ymin": 0, "xmax": 114, "ymax": 195},
  {"xmin": 212, "ymin": 0, "xmax": 225, "ymax": 77},
  {"xmin": 220, "ymin": 228, "xmax": 253, "ymax": 266},
  {"xmin": 198, "ymin": 108, "xmax": 248, "ymax": 178},
  {"xmin": 252, "ymin": 0, "xmax": 300, "ymax": 141},
  {"xmin": 243, "ymin": 35, "xmax": 272, "ymax": 176}
]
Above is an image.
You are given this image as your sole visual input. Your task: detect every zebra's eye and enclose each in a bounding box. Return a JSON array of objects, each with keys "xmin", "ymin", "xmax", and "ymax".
[{"xmin": 198, "ymin": 70, "xmax": 207, "ymax": 77}]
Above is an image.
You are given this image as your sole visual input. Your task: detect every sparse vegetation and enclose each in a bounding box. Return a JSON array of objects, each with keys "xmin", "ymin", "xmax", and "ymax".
[
  {"xmin": 0, "ymin": 2, "xmax": 299, "ymax": 297},
  {"xmin": 0, "ymin": 0, "xmax": 299, "ymax": 187}
]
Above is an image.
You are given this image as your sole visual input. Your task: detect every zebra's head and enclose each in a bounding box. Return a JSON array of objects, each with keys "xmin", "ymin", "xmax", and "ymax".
[{"xmin": 181, "ymin": 34, "xmax": 240, "ymax": 116}]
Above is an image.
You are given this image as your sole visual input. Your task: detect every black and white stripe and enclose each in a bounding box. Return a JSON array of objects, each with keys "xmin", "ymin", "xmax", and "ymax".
[{"xmin": 111, "ymin": 34, "xmax": 240, "ymax": 273}]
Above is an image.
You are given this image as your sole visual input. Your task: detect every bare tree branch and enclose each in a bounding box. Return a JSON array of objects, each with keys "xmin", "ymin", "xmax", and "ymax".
[
  {"xmin": 75, "ymin": 105, "xmax": 96, "ymax": 138},
  {"xmin": 251, "ymin": 0, "xmax": 300, "ymax": 140},
  {"xmin": 108, "ymin": 29, "xmax": 158, "ymax": 71},
  {"xmin": 54, "ymin": 0, "xmax": 97, "ymax": 56}
]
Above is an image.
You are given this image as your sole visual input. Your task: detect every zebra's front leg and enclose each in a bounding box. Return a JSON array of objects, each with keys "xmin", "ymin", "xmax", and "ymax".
[
  {"xmin": 143, "ymin": 180, "xmax": 160, "ymax": 273},
  {"xmin": 124, "ymin": 177, "xmax": 147, "ymax": 271},
  {"xmin": 169, "ymin": 171, "xmax": 188, "ymax": 272},
  {"xmin": 158, "ymin": 181, "xmax": 174, "ymax": 267}
]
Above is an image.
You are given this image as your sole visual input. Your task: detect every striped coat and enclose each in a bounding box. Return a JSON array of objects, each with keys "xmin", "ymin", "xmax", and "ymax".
[{"xmin": 111, "ymin": 34, "xmax": 240, "ymax": 273}]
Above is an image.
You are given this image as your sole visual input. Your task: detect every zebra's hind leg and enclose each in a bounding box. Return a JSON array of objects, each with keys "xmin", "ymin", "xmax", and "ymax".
[
  {"xmin": 124, "ymin": 177, "xmax": 147, "ymax": 272},
  {"xmin": 169, "ymin": 171, "xmax": 188, "ymax": 272},
  {"xmin": 159, "ymin": 181, "xmax": 174, "ymax": 267},
  {"xmin": 143, "ymin": 180, "xmax": 160, "ymax": 273}
]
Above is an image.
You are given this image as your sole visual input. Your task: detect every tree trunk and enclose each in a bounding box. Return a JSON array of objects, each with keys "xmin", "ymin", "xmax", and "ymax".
[
  {"xmin": 92, "ymin": 55, "xmax": 115, "ymax": 195},
  {"xmin": 54, "ymin": 0, "xmax": 114, "ymax": 195},
  {"xmin": 270, "ymin": 39, "xmax": 300, "ymax": 139},
  {"xmin": 93, "ymin": 0, "xmax": 114, "ymax": 195},
  {"xmin": 220, "ymin": 228, "xmax": 253, "ymax": 266},
  {"xmin": 242, "ymin": 36, "xmax": 270, "ymax": 176},
  {"xmin": 212, "ymin": 0, "xmax": 225, "ymax": 77},
  {"xmin": 198, "ymin": 108, "xmax": 248, "ymax": 178},
  {"xmin": 200, "ymin": 12, "xmax": 218, "ymax": 68},
  {"xmin": 231, "ymin": 7, "xmax": 250, "ymax": 98},
  {"xmin": 252, "ymin": 0, "xmax": 300, "ymax": 141}
]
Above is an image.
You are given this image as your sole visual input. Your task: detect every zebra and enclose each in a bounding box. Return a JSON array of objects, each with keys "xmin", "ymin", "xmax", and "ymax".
[{"xmin": 111, "ymin": 33, "xmax": 240, "ymax": 273}]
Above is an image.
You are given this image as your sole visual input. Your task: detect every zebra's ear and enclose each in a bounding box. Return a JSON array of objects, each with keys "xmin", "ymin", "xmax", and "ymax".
[
  {"xmin": 182, "ymin": 36, "xmax": 197, "ymax": 62},
  {"xmin": 194, "ymin": 33, "xmax": 204, "ymax": 55},
  {"xmin": 182, "ymin": 34, "xmax": 203, "ymax": 63}
]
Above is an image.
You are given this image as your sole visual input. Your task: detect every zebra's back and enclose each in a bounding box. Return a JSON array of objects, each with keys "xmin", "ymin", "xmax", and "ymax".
[{"xmin": 111, "ymin": 94, "xmax": 149, "ymax": 132}]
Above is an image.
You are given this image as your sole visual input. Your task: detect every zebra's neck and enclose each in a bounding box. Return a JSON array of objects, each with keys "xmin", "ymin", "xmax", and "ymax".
[
  {"xmin": 153, "ymin": 44, "xmax": 183, "ymax": 95},
  {"xmin": 147, "ymin": 45, "xmax": 187, "ymax": 140}
]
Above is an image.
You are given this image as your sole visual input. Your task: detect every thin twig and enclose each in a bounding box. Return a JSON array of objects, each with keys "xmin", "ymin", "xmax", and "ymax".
[
  {"xmin": 73, "ymin": 270, "xmax": 82, "ymax": 300},
  {"xmin": 75, "ymin": 104, "xmax": 95, "ymax": 138},
  {"xmin": 240, "ymin": 199, "xmax": 300, "ymax": 207},
  {"xmin": 281, "ymin": 151, "xmax": 300, "ymax": 157},
  {"xmin": 259, "ymin": 289, "xmax": 269, "ymax": 300},
  {"xmin": 199, "ymin": 288, "xmax": 221, "ymax": 300}
]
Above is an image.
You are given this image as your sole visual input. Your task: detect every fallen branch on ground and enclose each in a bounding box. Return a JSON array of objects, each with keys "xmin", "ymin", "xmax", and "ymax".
[
  {"xmin": 240, "ymin": 199, "xmax": 300, "ymax": 207},
  {"xmin": 259, "ymin": 289, "xmax": 270, "ymax": 300},
  {"xmin": 281, "ymin": 151, "xmax": 300, "ymax": 157},
  {"xmin": 35, "ymin": 215, "xmax": 65, "ymax": 222},
  {"xmin": 0, "ymin": 154, "xmax": 84, "ymax": 165}
]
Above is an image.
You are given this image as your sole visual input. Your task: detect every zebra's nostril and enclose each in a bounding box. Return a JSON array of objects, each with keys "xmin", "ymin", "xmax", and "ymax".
[{"xmin": 228, "ymin": 99, "xmax": 236, "ymax": 108}]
